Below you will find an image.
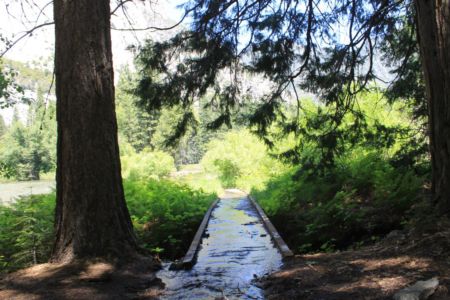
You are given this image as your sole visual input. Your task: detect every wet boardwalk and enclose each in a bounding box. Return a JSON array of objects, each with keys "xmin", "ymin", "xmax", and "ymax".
[{"xmin": 157, "ymin": 194, "xmax": 283, "ymax": 299}]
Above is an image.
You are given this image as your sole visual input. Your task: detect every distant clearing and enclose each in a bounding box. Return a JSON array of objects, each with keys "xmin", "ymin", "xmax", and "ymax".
[{"xmin": 0, "ymin": 180, "xmax": 55, "ymax": 204}]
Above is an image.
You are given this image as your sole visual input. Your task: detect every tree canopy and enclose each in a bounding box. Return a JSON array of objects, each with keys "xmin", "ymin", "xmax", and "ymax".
[
  {"xmin": 135, "ymin": 0, "xmax": 425, "ymax": 171},
  {"xmin": 136, "ymin": 0, "xmax": 450, "ymax": 213}
]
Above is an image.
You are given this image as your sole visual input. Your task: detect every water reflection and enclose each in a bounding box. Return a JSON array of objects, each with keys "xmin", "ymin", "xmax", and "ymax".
[{"xmin": 157, "ymin": 197, "xmax": 283, "ymax": 299}]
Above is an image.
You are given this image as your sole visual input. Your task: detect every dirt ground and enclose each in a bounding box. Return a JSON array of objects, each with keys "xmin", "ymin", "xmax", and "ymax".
[
  {"xmin": 0, "ymin": 257, "xmax": 164, "ymax": 300},
  {"xmin": 2, "ymin": 225, "xmax": 450, "ymax": 299},
  {"xmin": 261, "ymin": 227, "xmax": 450, "ymax": 300}
]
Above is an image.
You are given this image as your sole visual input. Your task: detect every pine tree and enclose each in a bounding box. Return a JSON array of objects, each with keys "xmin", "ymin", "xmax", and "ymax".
[{"xmin": 52, "ymin": 0, "xmax": 138, "ymax": 262}]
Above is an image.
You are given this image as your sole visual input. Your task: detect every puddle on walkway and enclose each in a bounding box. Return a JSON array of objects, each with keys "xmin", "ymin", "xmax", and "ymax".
[{"xmin": 157, "ymin": 196, "xmax": 283, "ymax": 299}]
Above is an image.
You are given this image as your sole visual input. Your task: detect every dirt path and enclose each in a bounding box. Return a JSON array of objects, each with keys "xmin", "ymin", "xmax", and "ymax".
[
  {"xmin": 0, "ymin": 257, "xmax": 163, "ymax": 300},
  {"xmin": 261, "ymin": 229, "xmax": 450, "ymax": 299}
]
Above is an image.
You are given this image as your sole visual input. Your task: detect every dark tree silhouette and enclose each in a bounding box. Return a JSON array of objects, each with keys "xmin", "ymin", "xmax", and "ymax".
[
  {"xmin": 414, "ymin": 1, "xmax": 450, "ymax": 214},
  {"xmin": 52, "ymin": 0, "xmax": 138, "ymax": 262}
]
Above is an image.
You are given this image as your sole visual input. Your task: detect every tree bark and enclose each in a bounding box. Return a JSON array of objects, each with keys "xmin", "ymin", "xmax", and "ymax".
[
  {"xmin": 415, "ymin": 0, "xmax": 450, "ymax": 214},
  {"xmin": 52, "ymin": 0, "xmax": 138, "ymax": 262}
]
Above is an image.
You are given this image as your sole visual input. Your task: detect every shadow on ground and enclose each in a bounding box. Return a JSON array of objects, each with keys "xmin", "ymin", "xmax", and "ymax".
[
  {"xmin": 261, "ymin": 229, "xmax": 450, "ymax": 300},
  {"xmin": 0, "ymin": 257, "xmax": 163, "ymax": 300}
]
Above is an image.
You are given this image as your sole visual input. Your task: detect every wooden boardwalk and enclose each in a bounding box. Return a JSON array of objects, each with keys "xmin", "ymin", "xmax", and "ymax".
[{"xmin": 176, "ymin": 189, "xmax": 293, "ymax": 269}]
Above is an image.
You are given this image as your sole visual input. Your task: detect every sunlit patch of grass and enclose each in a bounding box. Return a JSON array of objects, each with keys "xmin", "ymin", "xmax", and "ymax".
[{"xmin": 171, "ymin": 164, "xmax": 224, "ymax": 194}]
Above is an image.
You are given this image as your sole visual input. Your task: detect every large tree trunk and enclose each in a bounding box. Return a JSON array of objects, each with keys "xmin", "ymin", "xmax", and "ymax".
[
  {"xmin": 52, "ymin": 0, "xmax": 138, "ymax": 262},
  {"xmin": 415, "ymin": 0, "xmax": 450, "ymax": 214}
]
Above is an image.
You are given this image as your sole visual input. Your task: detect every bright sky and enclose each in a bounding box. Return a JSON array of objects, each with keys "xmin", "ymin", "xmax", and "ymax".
[
  {"xmin": 0, "ymin": 0, "xmax": 186, "ymax": 124},
  {"xmin": 0, "ymin": 0, "xmax": 186, "ymax": 67}
]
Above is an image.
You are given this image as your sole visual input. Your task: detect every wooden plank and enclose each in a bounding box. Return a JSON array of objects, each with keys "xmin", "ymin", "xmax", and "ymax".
[
  {"xmin": 179, "ymin": 198, "xmax": 220, "ymax": 269},
  {"xmin": 248, "ymin": 195, "xmax": 294, "ymax": 259}
]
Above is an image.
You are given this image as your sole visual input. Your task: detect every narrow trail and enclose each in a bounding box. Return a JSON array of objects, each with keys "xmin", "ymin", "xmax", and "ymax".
[{"xmin": 157, "ymin": 191, "xmax": 284, "ymax": 299}]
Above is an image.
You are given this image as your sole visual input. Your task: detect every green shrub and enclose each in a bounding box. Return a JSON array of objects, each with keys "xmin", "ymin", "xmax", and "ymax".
[
  {"xmin": 252, "ymin": 149, "xmax": 425, "ymax": 254},
  {"xmin": 124, "ymin": 179, "xmax": 216, "ymax": 258},
  {"xmin": 0, "ymin": 119, "xmax": 55, "ymax": 181},
  {"xmin": 201, "ymin": 130, "xmax": 286, "ymax": 190},
  {"xmin": 0, "ymin": 178, "xmax": 216, "ymax": 273},
  {"xmin": 213, "ymin": 159, "xmax": 240, "ymax": 188},
  {"xmin": 0, "ymin": 194, "xmax": 54, "ymax": 273},
  {"xmin": 121, "ymin": 148, "xmax": 175, "ymax": 180}
]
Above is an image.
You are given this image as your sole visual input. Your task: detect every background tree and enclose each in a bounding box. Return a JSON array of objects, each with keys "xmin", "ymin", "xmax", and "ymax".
[
  {"xmin": 116, "ymin": 65, "xmax": 260, "ymax": 166},
  {"xmin": 116, "ymin": 67, "xmax": 159, "ymax": 153},
  {"xmin": 135, "ymin": 0, "xmax": 449, "ymax": 214},
  {"xmin": 0, "ymin": 115, "xmax": 6, "ymax": 138},
  {"xmin": 0, "ymin": 61, "xmax": 26, "ymax": 108},
  {"xmin": 0, "ymin": 92, "xmax": 55, "ymax": 180},
  {"xmin": 52, "ymin": 0, "xmax": 137, "ymax": 262}
]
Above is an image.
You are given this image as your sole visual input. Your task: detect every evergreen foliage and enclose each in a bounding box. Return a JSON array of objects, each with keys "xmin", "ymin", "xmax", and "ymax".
[
  {"xmin": 116, "ymin": 68, "xmax": 216, "ymax": 165},
  {"xmin": 116, "ymin": 67, "xmax": 159, "ymax": 153},
  {"xmin": 0, "ymin": 91, "xmax": 56, "ymax": 180},
  {"xmin": 135, "ymin": 0, "xmax": 426, "ymax": 173},
  {"xmin": 0, "ymin": 194, "xmax": 54, "ymax": 272}
]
